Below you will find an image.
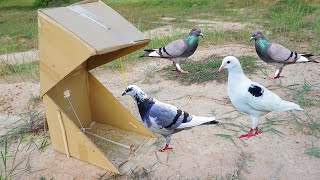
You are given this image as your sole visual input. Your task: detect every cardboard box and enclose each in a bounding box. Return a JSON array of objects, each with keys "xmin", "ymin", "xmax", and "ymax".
[{"xmin": 39, "ymin": 0, "xmax": 155, "ymax": 174}]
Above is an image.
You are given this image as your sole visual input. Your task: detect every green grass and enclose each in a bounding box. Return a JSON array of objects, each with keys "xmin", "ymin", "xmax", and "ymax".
[
  {"xmin": 265, "ymin": 0, "xmax": 317, "ymax": 33},
  {"xmin": 0, "ymin": 61, "xmax": 39, "ymax": 82},
  {"xmin": 1, "ymin": 0, "xmax": 319, "ymax": 55},
  {"xmin": 0, "ymin": 0, "xmax": 77, "ymax": 54},
  {"xmin": 0, "ymin": 133, "xmax": 28, "ymax": 180},
  {"xmin": 305, "ymin": 143, "xmax": 320, "ymax": 158},
  {"xmin": 161, "ymin": 55, "xmax": 258, "ymax": 85}
]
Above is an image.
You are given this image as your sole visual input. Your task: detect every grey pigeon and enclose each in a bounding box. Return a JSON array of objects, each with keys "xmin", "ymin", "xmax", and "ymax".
[
  {"xmin": 141, "ymin": 28, "xmax": 203, "ymax": 73},
  {"xmin": 250, "ymin": 31, "xmax": 318, "ymax": 79},
  {"xmin": 219, "ymin": 56, "xmax": 303, "ymax": 138},
  {"xmin": 122, "ymin": 85, "xmax": 219, "ymax": 151}
]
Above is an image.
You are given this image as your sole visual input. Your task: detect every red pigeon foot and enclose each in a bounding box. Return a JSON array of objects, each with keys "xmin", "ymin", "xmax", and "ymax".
[
  {"xmin": 159, "ymin": 144, "xmax": 172, "ymax": 152},
  {"xmin": 177, "ymin": 69, "xmax": 189, "ymax": 73},
  {"xmin": 239, "ymin": 129, "xmax": 254, "ymax": 139},
  {"xmin": 255, "ymin": 127, "xmax": 260, "ymax": 135}
]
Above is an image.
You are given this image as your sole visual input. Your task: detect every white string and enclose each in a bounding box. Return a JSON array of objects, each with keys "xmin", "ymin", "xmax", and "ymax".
[
  {"xmin": 65, "ymin": 96, "xmax": 131, "ymax": 149},
  {"xmin": 85, "ymin": 131, "xmax": 131, "ymax": 149},
  {"xmin": 66, "ymin": 97, "xmax": 84, "ymax": 131}
]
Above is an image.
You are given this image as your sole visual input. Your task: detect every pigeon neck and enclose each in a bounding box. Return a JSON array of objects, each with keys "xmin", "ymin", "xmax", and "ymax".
[
  {"xmin": 186, "ymin": 34, "xmax": 198, "ymax": 45},
  {"xmin": 134, "ymin": 92, "xmax": 149, "ymax": 104},
  {"xmin": 256, "ymin": 38, "xmax": 269, "ymax": 50},
  {"xmin": 227, "ymin": 66, "xmax": 247, "ymax": 82},
  {"xmin": 136, "ymin": 97, "xmax": 155, "ymax": 119}
]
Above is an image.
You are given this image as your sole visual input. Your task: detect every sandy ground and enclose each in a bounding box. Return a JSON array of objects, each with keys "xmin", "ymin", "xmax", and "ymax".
[
  {"xmin": 1, "ymin": 22, "xmax": 320, "ymax": 179},
  {"xmin": 0, "ymin": 49, "xmax": 38, "ymax": 65}
]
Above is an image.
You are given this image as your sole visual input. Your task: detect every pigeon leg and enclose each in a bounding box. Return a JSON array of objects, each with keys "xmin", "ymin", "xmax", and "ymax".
[
  {"xmin": 255, "ymin": 127, "xmax": 260, "ymax": 135},
  {"xmin": 159, "ymin": 136, "xmax": 173, "ymax": 152},
  {"xmin": 175, "ymin": 63, "xmax": 189, "ymax": 73},
  {"xmin": 159, "ymin": 144, "xmax": 173, "ymax": 152},
  {"xmin": 171, "ymin": 62, "xmax": 176, "ymax": 71},
  {"xmin": 267, "ymin": 67, "xmax": 282, "ymax": 80},
  {"xmin": 239, "ymin": 129, "xmax": 254, "ymax": 138}
]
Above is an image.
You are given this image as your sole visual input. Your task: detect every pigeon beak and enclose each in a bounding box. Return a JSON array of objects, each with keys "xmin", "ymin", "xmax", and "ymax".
[
  {"xmin": 250, "ymin": 37, "xmax": 254, "ymax": 42},
  {"xmin": 218, "ymin": 66, "xmax": 224, "ymax": 72},
  {"xmin": 122, "ymin": 92, "xmax": 126, "ymax": 96},
  {"xmin": 199, "ymin": 33, "xmax": 203, "ymax": 37}
]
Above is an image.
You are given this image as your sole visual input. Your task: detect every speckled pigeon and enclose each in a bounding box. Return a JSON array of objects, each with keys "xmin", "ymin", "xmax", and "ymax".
[
  {"xmin": 250, "ymin": 31, "xmax": 318, "ymax": 80},
  {"xmin": 140, "ymin": 28, "xmax": 203, "ymax": 73},
  {"xmin": 219, "ymin": 56, "xmax": 303, "ymax": 138},
  {"xmin": 122, "ymin": 85, "xmax": 219, "ymax": 151}
]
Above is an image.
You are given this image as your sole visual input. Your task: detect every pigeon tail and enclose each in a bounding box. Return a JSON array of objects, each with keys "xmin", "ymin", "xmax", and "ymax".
[
  {"xmin": 176, "ymin": 116, "xmax": 218, "ymax": 129},
  {"xmin": 274, "ymin": 100, "xmax": 303, "ymax": 112},
  {"xmin": 297, "ymin": 54, "xmax": 319, "ymax": 63},
  {"xmin": 139, "ymin": 49, "xmax": 160, "ymax": 58}
]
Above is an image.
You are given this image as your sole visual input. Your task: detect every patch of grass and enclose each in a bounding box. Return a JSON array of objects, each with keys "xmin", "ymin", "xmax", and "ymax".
[
  {"xmin": 0, "ymin": 61, "xmax": 39, "ymax": 82},
  {"xmin": 161, "ymin": 55, "xmax": 258, "ymax": 85},
  {"xmin": 283, "ymin": 80, "xmax": 320, "ymax": 108},
  {"xmin": 0, "ymin": 110, "xmax": 44, "ymax": 147},
  {"xmin": 315, "ymin": 13, "xmax": 320, "ymax": 35},
  {"xmin": 305, "ymin": 143, "xmax": 320, "ymax": 158},
  {"xmin": 264, "ymin": 0, "xmax": 318, "ymax": 33},
  {"xmin": 0, "ymin": 133, "xmax": 28, "ymax": 179},
  {"xmin": 29, "ymin": 94, "xmax": 41, "ymax": 105},
  {"xmin": 214, "ymin": 133, "xmax": 238, "ymax": 147},
  {"xmin": 289, "ymin": 111, "xmax": 320, "ymax": 137},
  {"xmin": 203, "ymin": 29, "xmax": 252, "ymax": 46},
  {"xmin": 0, "ymin": 0, "xmax": 37, "ymax": 54},
  {"xmin": 259, "ymin": 118, "xmax": 286, "ymax": 137}
]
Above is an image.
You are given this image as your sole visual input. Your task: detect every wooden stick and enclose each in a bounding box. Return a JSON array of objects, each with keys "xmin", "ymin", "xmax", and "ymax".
[{"xmin": 57, "ymin": 110, "xmax": 70, "ymax": 158}]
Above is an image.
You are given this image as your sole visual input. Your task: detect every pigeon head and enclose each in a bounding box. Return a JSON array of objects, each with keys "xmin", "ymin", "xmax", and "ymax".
[
  {"xmin": 250, "ymin": 31, "xmax": 266, "ymax": 42},
  {"xmin": 219, "ymin": 56, "xmax": 241, "ymax": 72},
  {"xmin": 189, "ymin": 28, "xmax": 203, "ymax": 37},
  {"xmin": 122, "ymin": 85, "xmax": 148, "ymax": 101}
]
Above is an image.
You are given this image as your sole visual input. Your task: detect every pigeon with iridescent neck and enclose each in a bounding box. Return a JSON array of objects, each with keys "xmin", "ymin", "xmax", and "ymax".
[
  {"xmin": 140, "ymin": 28, "xmax": 203, "ymax": 73},
  {"xmin": 219, "ymin": 56, "xmax": 303, "ymax": 138},
  {"xmin": 122, "ymin": 85, "xmax": 219, "ymax": 151},
  {"xmin": 250, "ymin": 31, "xmax": 318, "ymax": 80}
]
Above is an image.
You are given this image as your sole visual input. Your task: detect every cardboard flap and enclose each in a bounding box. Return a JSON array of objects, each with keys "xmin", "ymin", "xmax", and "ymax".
[{"xmin": 39, "ymin": 0, "xmax": 149, "ymax": 55}]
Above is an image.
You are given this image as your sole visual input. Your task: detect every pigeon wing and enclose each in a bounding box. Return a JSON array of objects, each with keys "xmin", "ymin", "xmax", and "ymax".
[
  {"xmin": 156, "ymin": 39, "xmax": 188, "ymax": 58},
  {"xmin": 267, "ymin": 43, "xmax": 297, "ymax": 63},
  {"xmin": 245, "ymin": 82, "xmax": 297, "ymax": 112},
  {"xmin": 147, "ymin": 100, "xmax": 185, "ymax": 130}
]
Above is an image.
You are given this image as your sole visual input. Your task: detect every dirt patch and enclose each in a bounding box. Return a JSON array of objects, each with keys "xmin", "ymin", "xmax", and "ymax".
[
  {"xmin": 0, "ymin": 82, "xmax": 41, "ymax": 136},
  {"xmin": 191, "ymin": 44, "xmax": 256, "ymax": 61},
  {"xmin": 0, "ymin": 49, "xmax": 39, "ymax": 65},
  {"xmin": 144, "ymin": 25, "xmax": 190, "ymax": 38},
  {"xmin": 1, "ymin": 26, "xmax": 320, "ymax": 180},
  {"xmin": 160, "ymin": 17, "xmax": 176, "ymax": 22},
  {"xmin": 187, "ymin": 19, "xmax": 250, "ymax": 30}
]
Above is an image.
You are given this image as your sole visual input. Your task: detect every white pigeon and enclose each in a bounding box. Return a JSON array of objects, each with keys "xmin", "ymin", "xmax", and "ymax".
[
  {"xmin": 122, "ymin": 85, "xmax": 219, "ymax": 151},
  {"xmin": 219, "ymin": 56, "xmax": 303, "ymax": 138}
]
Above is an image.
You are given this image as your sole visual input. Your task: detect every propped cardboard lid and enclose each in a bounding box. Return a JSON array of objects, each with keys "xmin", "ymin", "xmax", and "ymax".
[
  {"xmin": 40, "ymin": 0, "xmax": 148, "ymax": 55},
  {"xmin": 39, "ymin": 0, "xmax": 150, "ymax": 96}
]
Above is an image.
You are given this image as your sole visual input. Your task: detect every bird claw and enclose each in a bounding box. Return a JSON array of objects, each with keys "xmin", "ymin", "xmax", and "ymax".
[
  {"xmin": 266, "ymin": 75, "xmax": 280, "ymax": 80},
  {"xmin": 255, "ymin": 128, "xmax": 260, "ymax": 135},
  {"xmin": 266, "ymin": 76, "xmax": 276, "ymax": 80},
  {"xmin": 159, "ymin": 144, "xmax": 172, "ymax": 152},
  {"xmin": 178, "ymin": 69, "xmax": 189, "ymax": 73},
  {"xmin": 239, "ymin": 128, "xmax": 260, "ymax": 139}
]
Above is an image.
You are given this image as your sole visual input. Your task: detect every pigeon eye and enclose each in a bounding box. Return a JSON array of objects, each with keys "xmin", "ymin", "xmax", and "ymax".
[{"xmin": 227, "ymin": 61, "xmax": 230, "ymax": 64}]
